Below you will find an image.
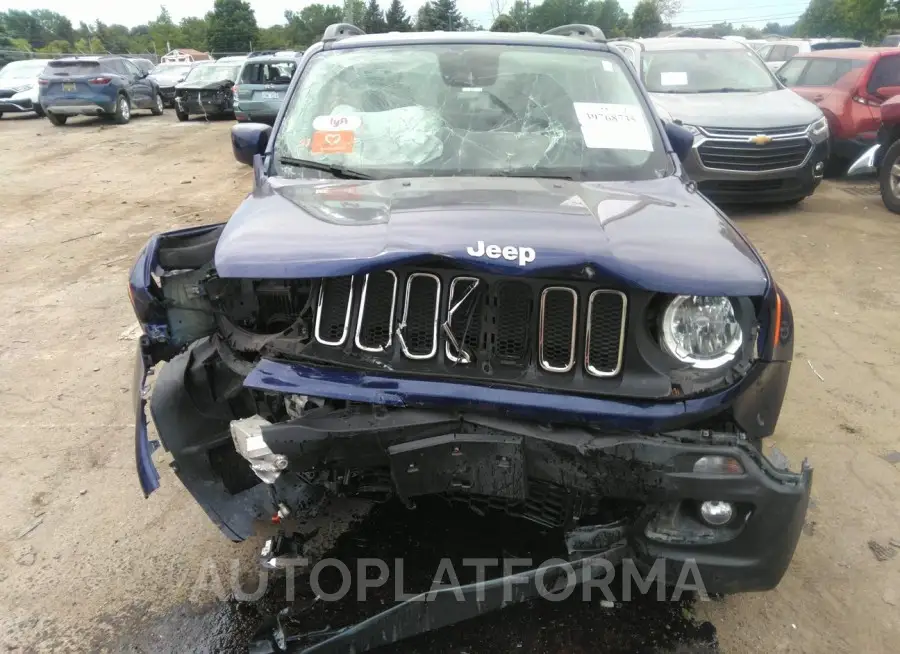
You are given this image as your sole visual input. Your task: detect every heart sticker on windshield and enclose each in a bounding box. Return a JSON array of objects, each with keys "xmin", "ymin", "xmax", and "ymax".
[{"xmin": 311, "ymin": 130, "xmax": 355, "ymax": 154}]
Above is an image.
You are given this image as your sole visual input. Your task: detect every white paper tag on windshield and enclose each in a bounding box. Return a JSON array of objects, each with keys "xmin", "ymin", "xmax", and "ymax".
[
  {"xmin": 573, "ymin": 103, "xmax": 653, "ymax": 151},
  {"xmin": 660, "ymin": 71, "xmax": 688, "ymax": 86},
  {"xmin": 601, "ymin": 60, "xmax": 613, "ymax": 72}
]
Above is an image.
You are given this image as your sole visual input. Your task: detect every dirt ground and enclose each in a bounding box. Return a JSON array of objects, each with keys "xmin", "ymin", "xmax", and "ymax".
[{"xmin": 0, "ymin": 112, "xmax": 898, "ymax": 653}]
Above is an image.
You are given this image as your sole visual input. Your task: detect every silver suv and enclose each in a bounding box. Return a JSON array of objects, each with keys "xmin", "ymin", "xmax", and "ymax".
[{"xmin": 612, "ymin": 37, "xmax": 829, "ymax": 205}]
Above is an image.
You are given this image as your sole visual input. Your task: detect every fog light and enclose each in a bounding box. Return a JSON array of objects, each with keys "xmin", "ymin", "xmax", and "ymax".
[
  {"xmin": 693, "ymin": 455, "xmax": 743, "ymax": 474},
  {"xmin": 699, "ymin": 500, "xmax": 734, "ymax": 526},
  {"xmin": 813, "ymin": 161, "xmax": 825, "ymax": 178}
]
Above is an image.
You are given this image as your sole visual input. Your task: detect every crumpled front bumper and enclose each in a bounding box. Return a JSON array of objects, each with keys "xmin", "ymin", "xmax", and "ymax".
[{"xmin": 135, "ymin": 348, "xmax": 812, "ymax": 594}]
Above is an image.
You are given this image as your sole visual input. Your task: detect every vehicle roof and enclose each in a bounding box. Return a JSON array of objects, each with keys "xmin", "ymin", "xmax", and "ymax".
[
  {"xmin": 51, "ymin": 55, "xmax": 108, "ymax": 63},
  {"xmin": 795, "ymin": 47, "xmax": 898, "ymax": 60},
  {"xmin": 327, "ymin": 30, "xmax": 611, "ymax": 51},
  {"xmin": 638, "ymin": 37, "xmax": 750, "ymax": 51},
  {"xmin": 244, "ymin": 54, "xmax": 302, "ymax": 62}
]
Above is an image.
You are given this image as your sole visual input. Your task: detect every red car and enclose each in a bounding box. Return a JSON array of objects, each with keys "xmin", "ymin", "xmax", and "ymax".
[{"xmin": 777, "ymin": 48, "xmax": 900, "ymax": 171}]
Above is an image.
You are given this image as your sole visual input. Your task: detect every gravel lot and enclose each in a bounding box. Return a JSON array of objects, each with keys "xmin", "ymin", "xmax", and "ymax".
[{"xmin": 0, "ymin": 112, "xmax": 899, "ymax": 653}]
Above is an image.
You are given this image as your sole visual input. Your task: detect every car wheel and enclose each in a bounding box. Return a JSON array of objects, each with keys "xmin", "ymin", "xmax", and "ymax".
[
  {"xmin": 879, "ymin": 140, "xmax": 900, "ymax": 214},
  {"xmin": 176, "ymin": 107, "xmax": 189, "ymax": 122},
  {"xmin": 113, "ymin": 94, "xmax": 131, "ymax": 124},
  {"xmin": 33, "ymin": 106, "xmax": 44, "ymax": 118},
  {"xmin": 151, "ymin": 93, "xmax": 164, "ymax": 116},
  {"xmin": 0, "ymin": 112, "xmax": 3, "ymax": 119},
  {"xmin": 47, "ymin": 113, "xmax": 67, "ymax": 126}
]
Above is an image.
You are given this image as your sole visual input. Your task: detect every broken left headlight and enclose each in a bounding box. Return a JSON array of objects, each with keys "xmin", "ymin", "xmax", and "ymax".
[{"xmin": 660, "ymin": 295, "xmax": 742, "ymax": 369}]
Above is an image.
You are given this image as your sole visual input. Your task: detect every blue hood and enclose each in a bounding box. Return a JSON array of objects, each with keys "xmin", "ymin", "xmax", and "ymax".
[{"xmin": 214, "ymin": 176, "xmax": 769, "ymax": 296}]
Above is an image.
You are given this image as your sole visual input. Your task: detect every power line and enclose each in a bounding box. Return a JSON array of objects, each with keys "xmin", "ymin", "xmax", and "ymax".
[
  {"xmin": 676, "ymin": 3, "xmax": 809, "ymax": 15},
  {"xmin": 672, "ymin": 12, "xmax": 806, "ymax": 27}
]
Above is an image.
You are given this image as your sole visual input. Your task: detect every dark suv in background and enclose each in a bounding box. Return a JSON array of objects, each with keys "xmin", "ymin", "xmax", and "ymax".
[
  {"xmin": 39, "ymin": 55, "xmax": 164, "ymax": 126},
  {"xmin": 233, "ymin": 50, "xmax": 302, "ymax": 123},
  {"xmin": 149, "ymin": 60, "xmax": 213, "ymax": 107}
]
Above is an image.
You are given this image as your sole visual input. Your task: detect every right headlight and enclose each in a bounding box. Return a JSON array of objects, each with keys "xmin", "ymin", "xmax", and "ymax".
[
  {"xmin": 808, "ymin": 116, "xmax": 829, "ymax": 143},
  {"xmin": 660, "ymin": 295, "xmax": 743, "ymax": 369}
]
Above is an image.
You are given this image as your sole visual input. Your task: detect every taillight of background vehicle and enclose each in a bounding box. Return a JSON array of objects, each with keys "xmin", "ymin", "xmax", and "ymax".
[
  {"xmin": 232, "ymin": 85, "xmax": 239, "ymax": 95},
  {"xmin": 38, "ymin": 78, "xmax": 49, "ymax": 86},
  {"xmin": 88, "ymin": 77, "xmax": 112, "ymax": 85}
]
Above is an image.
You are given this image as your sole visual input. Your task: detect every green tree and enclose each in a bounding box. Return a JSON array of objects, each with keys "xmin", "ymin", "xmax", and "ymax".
[
  {"xmin": 417, "ymin": 0, "xmax": 464, "ymax": 30},
  {"xmin": 285, "ymin": 5, "xmax": 344, "ymax": 48},
  {"xmin": 258, "ymin": 25, "xmax": 289, "ymax": 49},
  {"xmin": 794, "ymin": 0, "xmax": 845, "ymax": 38},
  {"xmin": 384, "ymin": 0, "xmax": 413, "ymax": 30},
  {"xmin": 490, "ymin": 14, "xmax": 518, "ymax": 31},
  {"xmin": 208, "ymin": 0, "xmax": 258, "ymax": 52},
  {"xmin": 840, "ymin": 0, "xmax": 886, "ymax": 41},
  {"xmin": 591, "ymin": 0, "xmax": 629, "ymax": 37},
  {"xmin": 344, "ymin": 0, "xmax": 367, "ymax": 23},
  {"xmin": 149, "ymin": 7, "xmax": 182, "ymax": 52},
  {"xmin": 631, "ymin": 0, "xmax": 662, "ymax": 37},
  {"xmin": 362, "ymin": 0, "xmax": 386, "ymax": 33},
  {"xmin": 531, "ymin": 0, "xmax": 591, "ymax": 33},
  {"xmin": 179, "ymin": 16, "xmax": 209, "ymax": 50}
]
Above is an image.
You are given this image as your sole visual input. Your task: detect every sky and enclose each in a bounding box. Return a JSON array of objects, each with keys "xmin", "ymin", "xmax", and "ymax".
[{"xmin": 3, "ymin": 0, "xmax": 812, "ymax": 32}]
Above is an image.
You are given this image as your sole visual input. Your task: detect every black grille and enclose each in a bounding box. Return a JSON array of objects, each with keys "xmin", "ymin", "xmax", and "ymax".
[
  {"xmin": 539, "ymin": 288, "xmax": 577, "ymax": 372},
  {"xmin": 312, "ymin": 267, "xmax": 628, "ymax": 386},
  {"xmin": 401, "ymin": 273, "xmax": 440, "ymax": 358},
  {"xmin": 586, "ymin": 291, "xmax": 626, "ymax": 376},
  {"xmin": 315, "ymin": 276, "xmax": 353, "ymax": 345},
  {"xmin": 356, "ymin": 271, "xmax": 397, "ymax": 351},
  {"xmin": 495, "ymin": 281, "xmax": 533, "ymax": 364},
  {"xmin": 698, "ymin": 138, "xmax": 811, "ymax": 172}
]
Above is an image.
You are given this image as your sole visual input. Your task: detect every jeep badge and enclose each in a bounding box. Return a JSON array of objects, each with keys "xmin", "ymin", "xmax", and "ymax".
[{"xmin": 466, "ymin": 241, "xmax": 536, "ymax": 266}]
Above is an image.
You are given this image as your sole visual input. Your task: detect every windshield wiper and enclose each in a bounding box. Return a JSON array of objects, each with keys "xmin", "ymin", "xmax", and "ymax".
[
  {"xmin": 693, "ymin": 87, "xmax": 756, "ymax": 93},
  {"xmin": 278, "ymin": 157, "xmax": 374, "ymax": 180},
  {"xmin": 488, "ymin": 169, "xmax": 577, "ymax": 180}
]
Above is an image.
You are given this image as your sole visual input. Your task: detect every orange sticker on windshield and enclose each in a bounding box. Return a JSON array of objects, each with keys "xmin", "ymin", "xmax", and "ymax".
[{"xmin": 311, "ymin": 130, "xmax": 354, "ymax": 154}]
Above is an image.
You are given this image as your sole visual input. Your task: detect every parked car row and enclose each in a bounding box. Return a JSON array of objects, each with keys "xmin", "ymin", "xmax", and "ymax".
[{"xmin": 0, "ymin": 50, "xmax": 305, "ymax": 126}]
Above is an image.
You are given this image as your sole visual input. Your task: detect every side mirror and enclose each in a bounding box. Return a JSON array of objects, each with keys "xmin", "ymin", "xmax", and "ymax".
[
  {"xmin": 877, "ymin": 86, "xmax": 900, "ymax": 99},
  {"xmin": 664, "ymin": 121, "xmax": 694, "ymax": 163},
  {"xmin": 231, "ymin": 123, "xmax": 272, "ymax": 166}
]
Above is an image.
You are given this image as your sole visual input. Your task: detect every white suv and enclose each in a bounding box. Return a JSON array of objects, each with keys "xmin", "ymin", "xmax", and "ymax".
[{"xmin": 756, "ymin": 38, "xmax": 862, "ymax": 72}]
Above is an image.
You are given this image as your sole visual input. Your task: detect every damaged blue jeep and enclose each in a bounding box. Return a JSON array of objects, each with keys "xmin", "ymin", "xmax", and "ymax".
[{"xmin": 130, "ymin": 24, "xmax": 811, "ymax": 610}]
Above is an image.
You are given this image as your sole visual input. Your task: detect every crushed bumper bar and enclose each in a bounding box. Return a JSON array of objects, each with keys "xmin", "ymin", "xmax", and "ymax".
[{"xmin": 251, "ymin": 535, "xmax": 631, "ymax": 654}]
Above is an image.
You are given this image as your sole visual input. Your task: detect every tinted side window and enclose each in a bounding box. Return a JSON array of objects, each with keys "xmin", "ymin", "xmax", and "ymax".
[
  {"xmin": 769, "ymin": 45, "xmax": 787, "ymax": 61},
  {"xmin": 777, "ymin": 58, "xmax": 808, "ymax": 85},
  {"xmin": 757, "ymin": 45, "xmax": 773, "ymax": 60},
  {"xmin": 123, "ymin": 60, "xmax": 141, "ymax": 76},
  {"xmin": 802, "ymin": 59, "xmax": 854, "ymax": 86},
  {"xmin": 868, "ymin": 56, "xmax": 900, "ymax": 92},
  {"xmin": 783, "ymin": 45, "xmax": 799, "ymax": 59},
  {"xmin": 104, "ymin": 59, "xmax": 127, "ymax": 75}
]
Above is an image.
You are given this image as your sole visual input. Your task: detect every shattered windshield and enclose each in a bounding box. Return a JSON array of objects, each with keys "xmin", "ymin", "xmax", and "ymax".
[
  {"xmin": 643, "ymin": 49, "xmax": 778, "ymax": 93},
  {"xmin": 185, "ymin": 64, "xmax": 240, "ymax": 83},
  {"xmin": 273, "ymin": 44, "xmax": 669, "ymax": 181}
]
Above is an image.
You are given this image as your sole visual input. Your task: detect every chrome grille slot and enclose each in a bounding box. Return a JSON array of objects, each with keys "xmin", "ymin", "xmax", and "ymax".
[
  {"xmin": 444, "ymin": 277, "xmax": 482, "ymax": 363},
  {"xmin": 399, "ymin": 273, "xmax": 441, "ymax": 359},
  {"xmin": 314, "ymin": 275, "xmax": 354, "ymax": 346},
  {"xmin": 698, "ymin": 138, "xmax": 811, "ymax": 172},
  {"xmin": 355, "ymin": 271, "xmax": 397, "ymax": 352},
  {"xmin": 702, "ymin": 125, "xmax": 808, "ymax": 138},
  {"xmin": 585, "ymin": 290, "xmax": 627, "ymax": 377},
  {"xmin": 539, "ymin": 287, "xmax": 578, "ymax": 373}
]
